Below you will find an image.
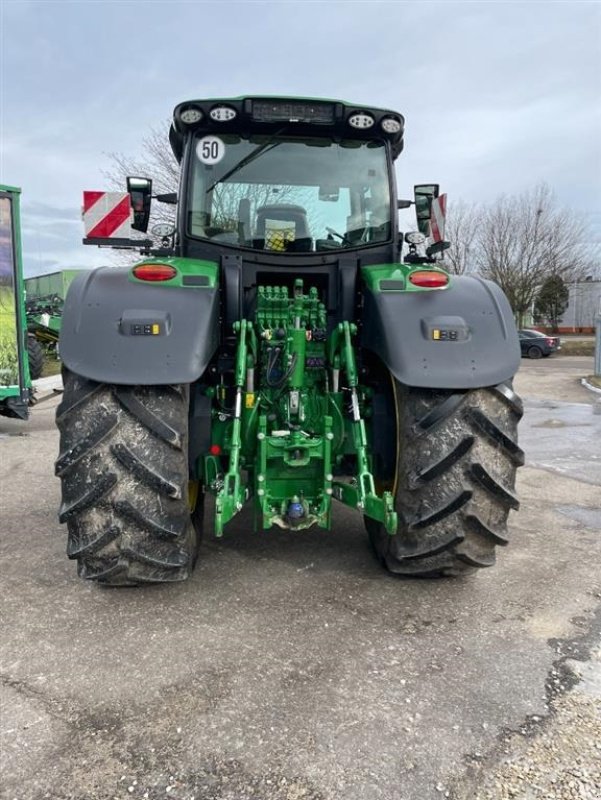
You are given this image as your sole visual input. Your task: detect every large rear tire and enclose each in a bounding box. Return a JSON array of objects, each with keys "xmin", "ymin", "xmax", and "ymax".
[
  {"xmin": 55, "ymin": 369, "xmax": 199, "ymax": 586},
  {"xmin": 366, "ymin": 380, "xmax": 524, "ymax": 577}
]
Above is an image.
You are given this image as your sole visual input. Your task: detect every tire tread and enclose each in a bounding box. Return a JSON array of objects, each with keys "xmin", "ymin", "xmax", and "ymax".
[
  {"xmin": 56, "ymin": 369, "xmax": 197, "ymax": 585},
  {"xmin": 368, "ymin": 380, "xmax": 522, "ymax": 577}
]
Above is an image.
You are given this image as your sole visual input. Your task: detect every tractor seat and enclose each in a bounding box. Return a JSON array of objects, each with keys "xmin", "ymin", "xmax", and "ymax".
[{"xmin": 254, "ymin": 204, "xmax": 312, "ymax": 252}]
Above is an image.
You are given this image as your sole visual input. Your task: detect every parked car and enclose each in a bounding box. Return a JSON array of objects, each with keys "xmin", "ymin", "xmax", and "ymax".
[{"xmin": 518, "ymin": 329, "xmax": 561, "ymax": 359}]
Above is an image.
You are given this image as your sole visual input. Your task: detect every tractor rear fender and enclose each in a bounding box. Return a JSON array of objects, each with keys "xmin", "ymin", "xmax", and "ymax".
[
  {"xmin": 361, "ymin": 274, "xmax": 520, "ymax": 389},
  {"xmin": 59, "ymin": 267, "xmax": 219, "ymax": 385}
]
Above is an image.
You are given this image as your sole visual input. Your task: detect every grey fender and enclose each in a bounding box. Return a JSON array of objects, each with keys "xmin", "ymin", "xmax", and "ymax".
[
  {"xmin": 361, "ymin": 275, "xmax": 520, "ymax": 389},
  {"xmin": 59, "ymin": 267, "xmax": 219, "ymax": 385}
]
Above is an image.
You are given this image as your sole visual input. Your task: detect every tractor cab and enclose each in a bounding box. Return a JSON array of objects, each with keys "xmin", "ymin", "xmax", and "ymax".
[{"xmin": 168, "ymin": 97, "xmax": 405, "ymax": 264}]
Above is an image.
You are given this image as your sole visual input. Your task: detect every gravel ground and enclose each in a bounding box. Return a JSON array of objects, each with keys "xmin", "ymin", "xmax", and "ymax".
[
  {"xmin": 450, "ymin": 357, "xmax": 601, "ymax": 800},
  {"xmin": 513, "ymin": 356, "xmax": 594, "ymax": 404},
  {"xmin": 453, "ymin": 616, "xmax": 601, "ymax": 800},
  {"xmin": 453, "ymin": 357, "xmax": 601, "ymax": 800},
  {"xmin": 1, "ymin": 356, "xmax": 600, "ymax": 800}
]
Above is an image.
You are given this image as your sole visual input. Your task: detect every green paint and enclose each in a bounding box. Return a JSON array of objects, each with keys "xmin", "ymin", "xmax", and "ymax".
[
  {"xmin": 214, "ymin": 318, "xmax": 254, "ymax": 535},
  {"xmin": 210, "ymin": 279, "xmax": 397, "ymax": 536},
  {"xmin": 1, "ymin": 185, "xmax": 31, "ymax": 416},
  {"xmin": 25, "ymin": 269, "xmax": 83, "ymax": 300}
]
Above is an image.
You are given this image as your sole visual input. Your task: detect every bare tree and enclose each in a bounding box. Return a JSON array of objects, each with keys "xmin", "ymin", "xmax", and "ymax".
[
  {"xmin": 103, "ymin": 121, "xmax": 179, "ymax": 193},
  {"xmin": 443, "ymin": 199, "xmax": 480, "ymax": 275},
  {"xmin": 103, "ymin": 121, "xmax": 178, "ymax": 232},
  {"xmin": 475, "ymin": 184, "xmax": 593, "ymax": 326},
  {"xmin": 103, "ymin": 122, "xmax": 299, "ymax": 251}
]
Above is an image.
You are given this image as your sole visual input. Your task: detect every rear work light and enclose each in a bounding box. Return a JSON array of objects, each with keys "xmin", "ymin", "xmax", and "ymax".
[
  {"xmin": 348, "ymin": 112, "xmax": 375, "ymax": 129},
  {"xmin": 132, "ymin": 264, "xmax": 177, "ymax": 282},
  {"xmin": 179, "ymin": 107, "xmax": 203, "ymax": 124},
  {"xmin": 210, "ymin": 105, "xmax": 237, "ymax": 122},
  {"xmin": 408, "ymin": 270, "xmax": 449, "ymax": 288},
  {"xmin": 381, "ymin": 117, "xmax": 402, "ymax": 134}
]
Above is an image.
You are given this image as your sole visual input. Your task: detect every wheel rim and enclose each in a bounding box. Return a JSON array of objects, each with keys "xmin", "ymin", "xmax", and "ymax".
[{"xmin": 529, "ymin": 346, "xmax": 542, "ymax": 359}]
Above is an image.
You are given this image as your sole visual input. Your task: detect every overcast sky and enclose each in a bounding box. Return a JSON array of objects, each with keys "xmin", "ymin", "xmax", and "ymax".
[{"xmin": 1, "ymin": 0, "xmax": 600, "ymax": 276}]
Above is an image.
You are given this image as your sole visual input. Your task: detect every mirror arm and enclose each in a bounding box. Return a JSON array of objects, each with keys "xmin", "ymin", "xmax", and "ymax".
[
  {"xmin": 155, "ymin": 193, "xmax": 178, "ymax": 205},
  {"xmin": 426, "ymin": 240, "xmax": 451, "ymax": 257}
]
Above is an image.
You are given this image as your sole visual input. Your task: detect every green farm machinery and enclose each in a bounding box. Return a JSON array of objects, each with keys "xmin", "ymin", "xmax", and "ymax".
[
  {"xmin": 56, "ymin": 97, "xmax": 523, "ymax": 585},
  {"xmin": 1, "ymin": 185, "xmax": 33, "ymax": 419},
  {"xmin": 25, "ymin": 270, "xmax": 82, "ymax": 378}
]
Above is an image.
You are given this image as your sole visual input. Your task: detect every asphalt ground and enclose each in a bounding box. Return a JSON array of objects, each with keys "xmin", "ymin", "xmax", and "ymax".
[{"xmin": 1, "ymin": 355, "xmax": 600, "ymax": 800}]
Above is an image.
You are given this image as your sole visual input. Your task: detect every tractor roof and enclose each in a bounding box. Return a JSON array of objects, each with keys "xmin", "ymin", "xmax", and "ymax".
[{"xmin": 169, "ymin": 96, "xmax": 405, "ymax": 161}]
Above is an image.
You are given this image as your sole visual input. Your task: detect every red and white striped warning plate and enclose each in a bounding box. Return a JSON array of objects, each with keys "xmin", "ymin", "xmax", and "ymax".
[
  {"xmin": 429, "ymin": 193, "xmax": 447, "ymax": 243},
  {"xmin": 83, "ymin": 191, "xmax": 132, "ymax": 239}
]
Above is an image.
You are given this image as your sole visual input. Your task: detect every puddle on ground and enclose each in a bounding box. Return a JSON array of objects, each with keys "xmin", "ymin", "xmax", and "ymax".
[
  {"xmin": 556, "ymin": 505, "xmax": 601, "ymax": 530},
  {"xmin": 533, "ymin": 419, "xmax": 593, "ymax": 428}
]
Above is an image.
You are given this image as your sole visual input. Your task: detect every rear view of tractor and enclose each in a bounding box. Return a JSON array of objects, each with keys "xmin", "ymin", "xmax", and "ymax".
[{"xmin": 56, "ymin": 97, "xmax": 523, "ymax": 585}]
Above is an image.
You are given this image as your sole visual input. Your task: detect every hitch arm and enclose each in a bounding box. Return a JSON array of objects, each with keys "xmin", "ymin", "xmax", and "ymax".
[
  {"xmin": 331, "ymin": 322, "xmax": 397, "ymax": 534},
  {"xmin": 214, "ymin": 319, "xmax": 255, "ymax": 535}
]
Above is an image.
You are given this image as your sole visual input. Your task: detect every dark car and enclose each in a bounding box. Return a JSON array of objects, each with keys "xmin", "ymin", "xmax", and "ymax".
[{"xmin": 518, "ymin": 329, "xmax": 561, "ymax": 359}]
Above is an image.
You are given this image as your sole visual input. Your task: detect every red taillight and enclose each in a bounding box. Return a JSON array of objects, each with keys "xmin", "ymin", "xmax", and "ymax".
[
  {"xmin": 209, "ymin": 444, "xmax": 222, "ymax": 456},
  {"xmin": 408, "ymin": 270, "xmax": 449, "ymax": 288},
  {"xmin": 546, "ymin": 338, "xmax": 554, "ymax": 345},
  {"xmin": 132, "ymin": 263, "xmax": 177, "ymax": 282}
]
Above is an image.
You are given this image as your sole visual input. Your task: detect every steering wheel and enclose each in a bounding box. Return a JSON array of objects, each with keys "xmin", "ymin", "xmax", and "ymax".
[{"xmin": 325, "ymin": 226, "xmax": 352, "ymax": 246}]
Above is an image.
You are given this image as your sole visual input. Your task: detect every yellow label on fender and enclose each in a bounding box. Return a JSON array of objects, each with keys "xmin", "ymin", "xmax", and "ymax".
[
  {"xmin": 432, "ymin": 329, "xmax": 441, "ymax": 340},
  {"xmin": 245, "ymin": 393, "xmax": 255, "ymax": 409}
]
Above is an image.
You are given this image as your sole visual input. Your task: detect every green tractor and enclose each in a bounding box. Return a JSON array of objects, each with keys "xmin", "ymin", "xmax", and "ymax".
[
  {"xmin": 1, "ymin": 185, "xmax": 33, "ymax": 420},
  {"xmin": 56, "ymin": 97, "xmax": 523, "ymax": 585}
]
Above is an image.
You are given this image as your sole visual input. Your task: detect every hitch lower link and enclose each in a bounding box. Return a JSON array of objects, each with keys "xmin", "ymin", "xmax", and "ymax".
[
  {"xmin": 329, "ymin": 322, "xmax": 397, "ymax": 534},
  {"xmin": 214, "ymin": 319, "xmax": 254, "ymax": 535},
  {"xmin": 214, "ymin": 319, "xmax": 397, "ymax": 536}
]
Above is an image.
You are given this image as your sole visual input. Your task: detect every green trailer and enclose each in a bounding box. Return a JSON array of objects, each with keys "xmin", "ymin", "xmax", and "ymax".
[
  {"xmin": 0, "ymin": 185, "xmax": 31, "ymax": 419},
  {"xmin": 25, "ymin": 269, "xmax": 82, "ymax": 375},
  {"xmin": 25, "ymin": 269, "xmax": 83, "ymax": 299}
]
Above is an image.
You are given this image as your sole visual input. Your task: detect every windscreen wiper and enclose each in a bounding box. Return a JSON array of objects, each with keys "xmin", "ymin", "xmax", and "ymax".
[{"xmin": 205, "ymin": 132, "xmax": 284, "ymax": 194}]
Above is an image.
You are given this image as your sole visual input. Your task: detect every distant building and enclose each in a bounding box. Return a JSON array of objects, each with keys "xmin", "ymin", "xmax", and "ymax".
[{"xmin": 559, "ymin": 280, "xmax": 601, "ymax": 333}]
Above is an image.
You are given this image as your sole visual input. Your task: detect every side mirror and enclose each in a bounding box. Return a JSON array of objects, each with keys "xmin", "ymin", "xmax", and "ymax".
[
  {"xmin": 127, "ymin": 176, "xmax": 152, "ymax": 232},
  {"xmin": 414, "ymin": 183, "xmax": 439, "ymax": 236}
]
